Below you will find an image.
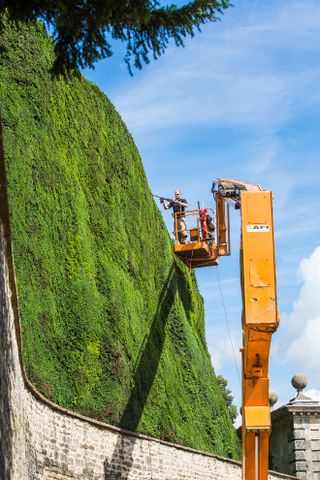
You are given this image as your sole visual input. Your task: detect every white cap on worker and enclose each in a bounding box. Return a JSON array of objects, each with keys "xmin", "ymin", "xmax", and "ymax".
[{"xmin": 174, "ymin": 190, "xmax": 181, "ymax": 195}]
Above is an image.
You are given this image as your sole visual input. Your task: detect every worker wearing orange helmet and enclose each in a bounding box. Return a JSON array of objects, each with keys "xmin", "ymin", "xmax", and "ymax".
[{"xmin": 160, "ymin": 190, "xmax": 188, "ymax": 244}]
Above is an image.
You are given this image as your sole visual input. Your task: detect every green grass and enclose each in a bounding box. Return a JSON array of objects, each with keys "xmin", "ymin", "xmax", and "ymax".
[{"xmin": 0, "ymin": 16, "xmax": 240, "ymax": 458}]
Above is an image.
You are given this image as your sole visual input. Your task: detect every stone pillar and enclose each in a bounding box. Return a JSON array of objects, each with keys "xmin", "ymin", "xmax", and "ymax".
[{"xmin": 269, "ymin": 375, "xmax": 320, "ymax": 479}]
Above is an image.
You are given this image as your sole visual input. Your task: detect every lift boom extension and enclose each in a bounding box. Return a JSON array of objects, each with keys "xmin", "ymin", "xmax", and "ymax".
[
  {"xmin": 214, "ymin": 179, "xmax": 279, "ymax": 480},
  {"xmin": 172, "ymin": 178, "xmax": 279, "ymax": 478}
]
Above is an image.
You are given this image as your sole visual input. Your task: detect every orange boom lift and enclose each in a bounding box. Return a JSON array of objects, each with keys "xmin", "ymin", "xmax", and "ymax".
[{"xmin": 173, "ymin": 178, "xmax": 280, "ymax": 480}]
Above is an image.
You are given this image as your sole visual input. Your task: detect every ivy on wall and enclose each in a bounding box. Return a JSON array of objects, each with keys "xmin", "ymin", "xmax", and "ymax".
[{"xmin": 0, "ymin": 17, "xmax": 240, "ymax": 458}]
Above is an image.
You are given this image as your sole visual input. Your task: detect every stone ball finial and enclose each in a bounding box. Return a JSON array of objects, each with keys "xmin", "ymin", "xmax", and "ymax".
[
  {"xmin": 269, "ymin": 391, "xmax": 279, "ymax": 407},
  {"xmin": 292, "ymin": 374, "xmax": 308, "ymax": 392}
]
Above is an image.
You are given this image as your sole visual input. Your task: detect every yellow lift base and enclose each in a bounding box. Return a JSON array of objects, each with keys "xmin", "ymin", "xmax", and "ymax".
[{"xmin": 174, "ymin": 241, "xmax": 219, "ymax": 268}]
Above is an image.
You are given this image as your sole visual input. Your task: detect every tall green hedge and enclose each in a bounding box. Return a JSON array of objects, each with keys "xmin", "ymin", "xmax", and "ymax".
[{"xmin": 0, "ymin": 17, "xmax": 240, "ymax": 458}]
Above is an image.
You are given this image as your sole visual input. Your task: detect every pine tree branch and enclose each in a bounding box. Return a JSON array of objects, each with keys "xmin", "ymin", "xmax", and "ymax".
[{"xmin": 0, "ymin": 0, "xmax": 232, "ymax": 75}]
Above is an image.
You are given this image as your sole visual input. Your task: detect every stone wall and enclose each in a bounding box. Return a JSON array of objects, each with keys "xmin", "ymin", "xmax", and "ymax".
[
  {"xmin": 293, "ymin": 413, "xmax": 320, "ymax": 478},
  {"xmin": 270, "ymin": 395, "xmax": 320, "ymax": 479},
  {"xmin": 0, "ymin": 131, "xmax": 296, "ymax": 479}
]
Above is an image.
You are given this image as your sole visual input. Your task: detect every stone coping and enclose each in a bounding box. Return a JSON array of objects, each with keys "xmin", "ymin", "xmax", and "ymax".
[{"xmin": 272, "ymin": 403, "xmax": 320, "ymax": 422}]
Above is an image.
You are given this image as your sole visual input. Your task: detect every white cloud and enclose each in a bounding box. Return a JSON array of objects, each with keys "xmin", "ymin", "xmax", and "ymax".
[
  {"xmin": 305, "ymin": 389, "xmax": 320, "ymax": 402},
  {"xmin": 110, "ymin": 1, "xmax": 320, "ymax": 136},
  {"xmin": 276, "ymin": 218, "xmax": 320, "ymax": 239},
  {"xmin": 208, "ymin": 333, "xmax": 241, "ymax": 372},
  {"xmin": 288, "ymin": 317, "xmax": 320, "ymax": 368},
  {"xmin": 114, "ymin": 71, "xmax": 293, "ymax": 134},
  {"xmin": 281, "ymin": 246, "xmax": 320, "ymax": 369},
  {"xmin": 200, "ymin": 275, "xmax": 240, "ymax": 302}
]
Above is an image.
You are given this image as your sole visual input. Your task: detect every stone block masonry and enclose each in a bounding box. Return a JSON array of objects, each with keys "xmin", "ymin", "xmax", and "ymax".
[{"xmin": 270, "ymin": 388, "xmax": 320, "ymax": 479}]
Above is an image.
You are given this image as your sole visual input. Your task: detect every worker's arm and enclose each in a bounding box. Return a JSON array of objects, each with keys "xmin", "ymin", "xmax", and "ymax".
[
  {"xmin": 160, "ymin": 198, "xmax": 173, "ymax": 210},
  {"xmin": 160, "ymin": 198, "xmax": 188, "ymax": 209}
]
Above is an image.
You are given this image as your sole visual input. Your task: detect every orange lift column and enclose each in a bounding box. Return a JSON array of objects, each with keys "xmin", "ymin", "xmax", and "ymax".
[{"xmin": 240, "ymin": 190, "xmax": 279, "ymax": 480}]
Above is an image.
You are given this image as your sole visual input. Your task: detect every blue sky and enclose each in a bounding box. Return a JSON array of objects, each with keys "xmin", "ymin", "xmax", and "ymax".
[{"xmin": 84, "ymin": 0, "xmax": 320, "ymax": 422}]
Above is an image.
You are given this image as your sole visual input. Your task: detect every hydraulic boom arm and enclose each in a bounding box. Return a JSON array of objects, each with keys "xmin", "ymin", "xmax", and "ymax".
[
  {"xmin": 212, "ymin": 179, "xmax": 280, "ymax": 480},
  {"xmin": 170, "ymin": 177, "xmax": 279, "ymax": 477}
]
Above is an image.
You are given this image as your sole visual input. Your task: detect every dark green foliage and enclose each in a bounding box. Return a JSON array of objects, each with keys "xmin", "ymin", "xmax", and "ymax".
[
  {"xmin": 0, "ymin": 0, "xmax": 231, "ymax": 74},
  {"xmin": 217, "ymin": 375, "xmax": 238, "ymax": 424},
  {"xmin": 0, "ymin": 17, "xmax": 240, "ymax": 458}
]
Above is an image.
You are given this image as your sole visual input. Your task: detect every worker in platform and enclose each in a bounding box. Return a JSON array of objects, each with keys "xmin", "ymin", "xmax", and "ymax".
[
  {"xmin": 160, "ymin": 190, "xmax": 188, "ymax": 244},
  {"xmin": 206, "ymin": 213, "xmax": 215, "ymax": 246}
]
